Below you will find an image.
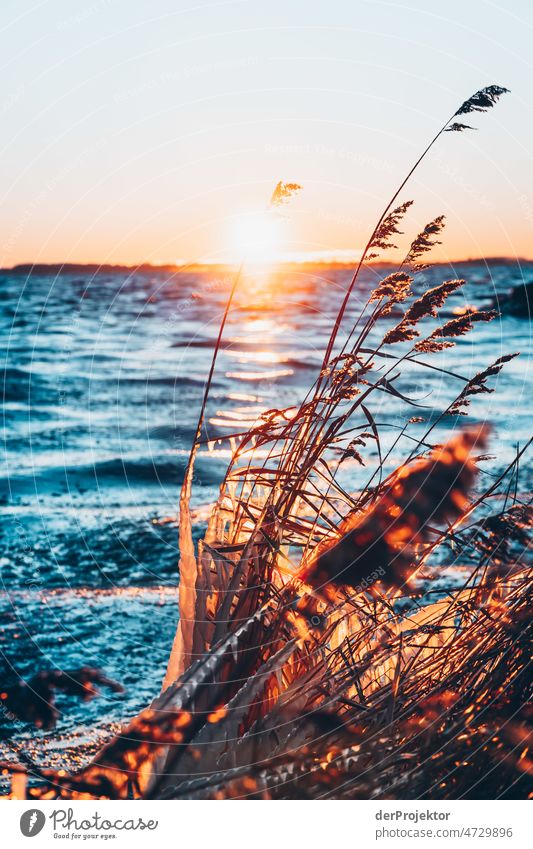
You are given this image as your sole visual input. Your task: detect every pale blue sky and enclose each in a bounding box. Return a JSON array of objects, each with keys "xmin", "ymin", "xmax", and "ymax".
[{"xmin": 1, "ymin": 0, "xmax": 532, "ymax": 265}]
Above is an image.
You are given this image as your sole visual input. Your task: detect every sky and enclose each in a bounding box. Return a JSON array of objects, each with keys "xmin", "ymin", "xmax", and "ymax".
[{"xmin": 1, "ymin": 0, "xmax": 533, "ymax": 266}]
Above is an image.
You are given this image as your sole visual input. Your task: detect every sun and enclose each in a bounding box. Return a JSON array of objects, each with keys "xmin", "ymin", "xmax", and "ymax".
[{"xmin": 228, "ymin": 211, "xmax": 285, "ymax": 264}]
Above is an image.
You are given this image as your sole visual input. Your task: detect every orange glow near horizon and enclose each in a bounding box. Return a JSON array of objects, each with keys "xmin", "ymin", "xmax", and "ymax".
[{"xmin": 4, "ymin": 212, "xmax": 532, "ymax": 270}]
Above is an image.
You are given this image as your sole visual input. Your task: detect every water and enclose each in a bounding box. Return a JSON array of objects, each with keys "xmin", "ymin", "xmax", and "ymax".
[{"xmin": 1, "ymin": 260, "xmax": 531, "ymax": 768}]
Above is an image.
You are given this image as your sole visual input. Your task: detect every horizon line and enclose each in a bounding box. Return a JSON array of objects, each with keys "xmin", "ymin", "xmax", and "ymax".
[{"xmin": 3, "ymin": 255, "xmax": 533, "ymax": 275}]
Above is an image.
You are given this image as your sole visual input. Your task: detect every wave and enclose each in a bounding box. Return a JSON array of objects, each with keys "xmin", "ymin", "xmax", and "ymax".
[{"xmin": 0, "ymin": 451, "xmax": 229, "ymax": 497}]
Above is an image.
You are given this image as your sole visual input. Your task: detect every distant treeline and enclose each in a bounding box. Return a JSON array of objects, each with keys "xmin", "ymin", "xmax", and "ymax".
[{"xmin": 0, "ymin": 257, "xmax": 527, "ymax": 276}]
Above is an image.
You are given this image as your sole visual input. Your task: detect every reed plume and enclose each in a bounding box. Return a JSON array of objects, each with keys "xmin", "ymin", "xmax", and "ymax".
[
  {"xmin": 383, "ymin": 279, "xmax": 465, "ymax": 344},
  {"xmin": 447, "ymin": 354, "xmax": 518, "ymax": 415},
  {"xmin": 454, "ymin": 84, "xmax": 510, "ymax": 115},
  {"xmin": 269, "ymin": 181, "xmax": 302, "ymax": 206},
  {"xmin": 405, "ymin": 214, "xmax": 446, "ymax": 270},
  {"xmin": 299, "ymin": 426, "xmax": 487, "ymax": 595},
  {"xmin": 414, "ymin": 308, "xmax": 498, "ymax": 352},
  {"xmin": 365, "ymin": 200, "xmax": 413, "ymax": 258}
]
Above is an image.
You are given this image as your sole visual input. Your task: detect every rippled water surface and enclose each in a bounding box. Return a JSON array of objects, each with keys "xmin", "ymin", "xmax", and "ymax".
[{"xmin": 1, "ymin": 261, "xmax": 531, "ymax": 766}]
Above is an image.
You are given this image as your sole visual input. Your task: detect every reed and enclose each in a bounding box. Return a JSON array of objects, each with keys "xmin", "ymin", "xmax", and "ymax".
[{"xmin": 12, "ymin": 85, "xmax": 532, "ymax": 801}]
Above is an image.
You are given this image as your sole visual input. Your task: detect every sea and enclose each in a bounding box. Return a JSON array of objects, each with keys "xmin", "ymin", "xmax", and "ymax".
[{"xmin": 0, "ymin": 259, "xmax": 531, "ymax": 770}]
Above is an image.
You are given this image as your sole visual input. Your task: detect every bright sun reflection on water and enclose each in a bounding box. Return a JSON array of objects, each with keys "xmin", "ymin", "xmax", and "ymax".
[{"xmin": 227, "ymin": 349, "xmax": 291, "ymax": 364}]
